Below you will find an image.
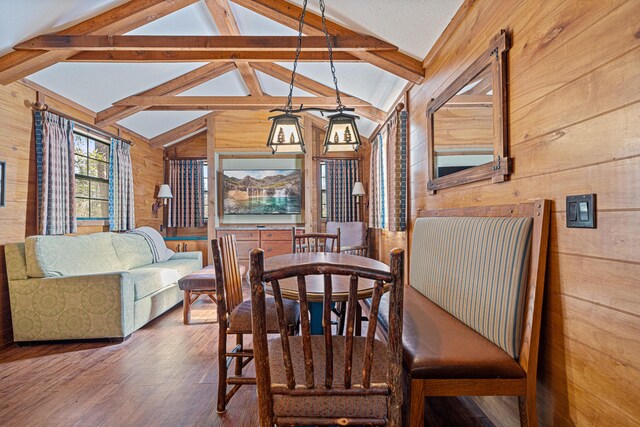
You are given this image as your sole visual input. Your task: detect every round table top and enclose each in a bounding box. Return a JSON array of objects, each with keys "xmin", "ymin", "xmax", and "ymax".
[{"xmin": 262, "ymin": 252, "xmax": 390, "ymax": 302}]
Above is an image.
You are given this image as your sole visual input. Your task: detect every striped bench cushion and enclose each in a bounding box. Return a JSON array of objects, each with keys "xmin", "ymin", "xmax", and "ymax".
[{"xmin": 410, "ymin": 216, "xmax": 533, "ymax": 358}]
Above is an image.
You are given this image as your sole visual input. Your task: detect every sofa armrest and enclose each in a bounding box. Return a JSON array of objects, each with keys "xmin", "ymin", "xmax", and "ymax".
[
  {"xmin": 7, "ymin": 272, "xmax": 135, "ymax": 341},
  {"xmin": 170, "ymin": 251, "xmax": 203, "ymax": 265}
]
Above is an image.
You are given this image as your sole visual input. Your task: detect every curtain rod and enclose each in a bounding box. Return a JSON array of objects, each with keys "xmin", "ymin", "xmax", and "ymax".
[
  {"xmin": 31, "ymin": 101, "xmax": 134, "ymax": 146},
  {"xmin": 371, "ymin": 102, "xmax": 405, "ymax": 141},
  {"xmin": 312, "ymin": 155, "xmax": 363, "ymax": 161}
]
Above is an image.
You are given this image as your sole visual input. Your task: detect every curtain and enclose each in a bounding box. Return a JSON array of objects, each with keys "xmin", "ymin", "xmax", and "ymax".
[
  {"xmin": 369, "ymin": 110, "xmax": 407, "ymax": 231},
  {"xmin": 168, "ymin": 159, "xmax": 205, "ymax": 228},
  {"xmin": 326, "ymin": 159, "xmax": 360, "ymax": 222},
  {"xmin": 35, "ymin": 111, "xmax": 76, "ymax": 235},
  {"xmin": 369, "ymin": 134, "xmax": 386, "ymax": 229},
  {"xmin": 386, "ymin": 111, "xmax": 407, "ymax": 232},
  {"xmin": 109, "ymin": 138, "xmax": 135, "ymax": 231}
]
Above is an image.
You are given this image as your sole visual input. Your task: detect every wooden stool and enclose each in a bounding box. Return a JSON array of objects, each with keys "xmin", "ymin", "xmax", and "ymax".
[{"xmin": 178, "ymin": 265, "xmax": 217, "ymax": 324}]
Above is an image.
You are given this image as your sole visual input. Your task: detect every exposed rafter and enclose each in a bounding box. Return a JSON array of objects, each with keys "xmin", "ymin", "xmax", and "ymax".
[
  {"xmin": 96, "ymin": 62, "xmax": 237, "ymax": 127},
  {"xmin": 204, "ymin": 0, "xmax": 263, "ymax": 96},
  {"xmin": 114, "ymin": 95, "xmax": 371, "ymax": 109},
  {"xmin": 230, "ymin": 0, "xmax": 425, "ymax": 83},
  {"xmin": 65, "ymin": 50, "xmax": 359, "ymax": 62},
  {"xmin": 0, "ymin": 0, "xmax": 200, "ymax": 85},
  {"xmin": 249, "ymin": 62, "xmax": 387, "ymax": 123},
  {"xmin": 149, "ymin": 114, "xmax": 212, "ymax": 148},
  {"xmin": 15, "ymin": 35, "xmax": 396, "ymax": 52}
]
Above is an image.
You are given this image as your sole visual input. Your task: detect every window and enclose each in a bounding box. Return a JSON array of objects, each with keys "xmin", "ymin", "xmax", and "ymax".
[
  {"xmin": 203, "ymin": 161, "xmax": 208, "ymax": 220},
  {"xmin": 320, "ymin": 161, "xmax": 327, "ymax": 218},
  {"xmin": 74, "ymin": 130, "xmax": 110, "ymax": 220}
]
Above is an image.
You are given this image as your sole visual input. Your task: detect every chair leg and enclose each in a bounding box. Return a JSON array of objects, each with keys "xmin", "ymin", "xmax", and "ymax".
[
  {"xmin": 183, "ymin": 290, "xmax": 191, "ymax": 325},
  {"xmin": 217, "ymin": 326, "xmax": 228, "ymax": 414},
  {"xmin": 408, "ymin": 380, "xmax": 426, "ymax": 427},
  {"xmin": 518, "ymin": 394, "xmax": 538, "ymax": 427},
  {"xmin": 235, "ymin": 334, "xmax": 244, "ymax": 376}
]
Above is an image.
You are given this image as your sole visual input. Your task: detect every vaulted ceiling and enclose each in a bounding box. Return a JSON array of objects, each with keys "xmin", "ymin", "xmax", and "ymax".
[{"xmin": 0, "ymin": 0, "xmax": 463, "ymax": 143}]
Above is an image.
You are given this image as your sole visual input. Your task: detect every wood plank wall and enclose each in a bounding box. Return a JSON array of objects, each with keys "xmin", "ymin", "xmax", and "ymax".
[
  {"xmin": 0, "ymin": 81, "xmax": 164, "ymax": 346},
  {"xmin": 368, "ymin": 0, "xmax": 640, "ymax": 424}
]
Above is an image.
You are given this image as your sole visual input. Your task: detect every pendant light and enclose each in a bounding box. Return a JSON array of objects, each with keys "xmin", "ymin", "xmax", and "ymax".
[{"xmin": 266, "ymin": 0, "xmax": 361, "ymax": 154}]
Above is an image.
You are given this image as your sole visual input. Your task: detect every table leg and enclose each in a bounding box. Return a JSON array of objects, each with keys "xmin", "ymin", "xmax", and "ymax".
[{"xmin": 308, "ymin": 302, "xmax": 324, "ymax": 335}]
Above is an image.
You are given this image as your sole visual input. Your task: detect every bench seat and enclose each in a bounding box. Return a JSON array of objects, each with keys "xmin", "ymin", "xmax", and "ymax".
[{"xmin": 371, "ymin": 285, "xmax": 525, "ymax": 380}]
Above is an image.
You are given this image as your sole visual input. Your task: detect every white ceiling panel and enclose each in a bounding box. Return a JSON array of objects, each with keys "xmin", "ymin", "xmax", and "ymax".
[
  {"xmin": 0, "ymin": 0, "xmax": 126, "ymax": 55},
  {"xmin": 126, "ymin": 2, "xmax": 218, "ymax": 35},
  {"xmin": 286, "ymin": 0, "xmax": 463, "ymax": 59},
  {"xmin": 180, "ymin": 69, "xmax": 250, "ymax": 96},
  {"xmin": 117, "ymin": 111, "xmax": 209, "ymax": 139},
  {"xmin": 277, "ymin": 62, "xmax": 407, "ymax": 112},
  {"xmin": 229, "ymin": 2, "xmax": 298, "ymax": 36},
  {"xmin": 28, "ymin": 62, "xmax": 207, "ymax": 112},
  {"xmin": 255, "ymin": 71, "xmax": 315, "ymax": 97}
]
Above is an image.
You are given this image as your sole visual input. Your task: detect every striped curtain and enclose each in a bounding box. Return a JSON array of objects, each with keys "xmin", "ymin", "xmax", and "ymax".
[
  {"xmin": 386, "ymin": 111, "xmax": 407, "ymax": 232},
  {"xmin": 369, "ymin": 134, "xmax": 386, "ymax": 229},
  {"xmin": 109, "ymin": 138, "xmax": 135, "ymax": 231},
  {"xmin": 34, "ymin": 111, "xmax": 77, "ymax": 235},
  {"xmin": 326, "ymin": 159, "xmax": 360, "ymax": 222},
  {"xmin": 168, "ymin": 159, "xmax": 205, "ymax": 228}
]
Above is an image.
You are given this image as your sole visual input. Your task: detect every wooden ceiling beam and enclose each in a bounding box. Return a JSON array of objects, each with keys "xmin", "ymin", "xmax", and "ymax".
[
  {"xmin": 15, "ymin": 35, "xmax": 397, "ymax": 52},
  {"xmin": 149, "ymin": 114, "xmax": 211, "ymax": 148},
  {"xmin": 96, "ymin": 62, "xmax": 236, "ymax": 127},
  {"xmin": 249, "ymin": 62, "xmax": 387, "ymax": 123},
  {"xmin": 205, "ymin": 0, "xmax": 263, "ymax": 96},
  {"xmin": 66, "ymin": 50, "xmax": 359, "ymax": 62},
  {"xmin": 0, "ymin": 0, "xmax": 199, "ymax": 85},
  {"xmin": 230, "ymin": 0, "xmax": 424, "ymax": 84},
  {"xmin": 115, "ymin": 95, "xmax": 371, "ymax": 108}
]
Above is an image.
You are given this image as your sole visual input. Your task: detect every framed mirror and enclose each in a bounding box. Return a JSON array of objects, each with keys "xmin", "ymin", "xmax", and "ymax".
[{"xmin": 427, "ymin": 30, "xmax": 511, "ymax": 192}]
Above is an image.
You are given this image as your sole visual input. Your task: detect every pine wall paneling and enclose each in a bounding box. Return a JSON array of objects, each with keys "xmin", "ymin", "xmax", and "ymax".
[
  {"xmin": 0, "ymin": 81, "xmax": 164, "ymax": 346},
  {"xmin": 371, "ymin": 0, "xmax": 640, "ymax": 424}
]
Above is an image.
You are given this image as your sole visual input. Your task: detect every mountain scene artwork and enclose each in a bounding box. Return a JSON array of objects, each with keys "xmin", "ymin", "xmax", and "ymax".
[{"xmin": 223, "ymin": 169, "xmax": 302, "ymax": 215}]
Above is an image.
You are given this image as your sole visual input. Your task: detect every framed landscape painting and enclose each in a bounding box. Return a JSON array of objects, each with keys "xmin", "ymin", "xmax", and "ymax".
[{"xmin": 222, "ymin": 169, "xmax": 301, "ymax": 215}]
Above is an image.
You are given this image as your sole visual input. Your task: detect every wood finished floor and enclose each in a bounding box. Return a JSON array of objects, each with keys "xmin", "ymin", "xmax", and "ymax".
[{"xmin": 0, "ymin": 299, "xmax": 495, "ymax": 427}]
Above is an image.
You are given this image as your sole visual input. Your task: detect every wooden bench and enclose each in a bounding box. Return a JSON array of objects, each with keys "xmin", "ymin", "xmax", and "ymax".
[{"xmin": 363, "ymin": 200, "xmax": 550, "ymax": 427}]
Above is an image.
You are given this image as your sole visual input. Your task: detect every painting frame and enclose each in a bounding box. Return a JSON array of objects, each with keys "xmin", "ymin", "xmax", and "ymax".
[{"xmin": 0, "ymin": 160, "xmax": 5, "ymax": 207}]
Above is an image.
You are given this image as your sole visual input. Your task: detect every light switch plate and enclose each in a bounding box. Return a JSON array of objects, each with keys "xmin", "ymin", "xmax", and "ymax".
[{"xmin": 566, "ymin": 194, "xmax": 596, "ymax": 228}]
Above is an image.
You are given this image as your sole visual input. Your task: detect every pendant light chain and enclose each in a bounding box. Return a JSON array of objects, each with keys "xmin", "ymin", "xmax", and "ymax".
[
  {"xmin": 319, "ymin": 0, "xmax": 343, "ymax": 110},
  {"xmin": 286, "ymin": 0, "xmax": 308, "ymax": 112}
]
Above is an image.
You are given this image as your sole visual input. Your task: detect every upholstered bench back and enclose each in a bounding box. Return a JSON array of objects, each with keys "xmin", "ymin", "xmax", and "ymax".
[{"xmin": 409, "ymin": 216, "xmax": 533, "ymax": 358}]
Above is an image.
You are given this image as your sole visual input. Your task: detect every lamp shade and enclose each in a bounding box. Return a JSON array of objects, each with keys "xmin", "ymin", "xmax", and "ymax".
[
  {"xmin": 352, "ymin": 181, "xmax": 365, "ymax": 196},
  {"xmin": 267, "ymin": 113, "xmax": 305, "ymax": 154},
  {"xmin": 157, "ymin": 184, "xmax": 173, "ymax": 199},
  {"xmin": 323, "ymin": 112, "xmax": 361, "ymax": 153}
]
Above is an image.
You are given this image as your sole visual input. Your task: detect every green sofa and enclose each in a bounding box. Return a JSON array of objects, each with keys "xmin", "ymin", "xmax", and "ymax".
[{"xmin": 4, "ymin": 232, "xmax": 202, "ymax": 342}]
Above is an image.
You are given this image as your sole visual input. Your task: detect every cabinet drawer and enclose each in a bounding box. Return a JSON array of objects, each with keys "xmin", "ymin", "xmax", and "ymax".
[
  {"xmin": 262, "ymin": 240, "xmax": 293, "ymax": 258},
  {"xmin": 235, "ymin": 240, "xmax": 259, "ymax": 260},
  {"xmin": 217, "ymin": 229, "xmax": 260, "ymax": 241},
  {"xmin": 261, "ymin": 230, "xmax": 293, "ymax": 241}
]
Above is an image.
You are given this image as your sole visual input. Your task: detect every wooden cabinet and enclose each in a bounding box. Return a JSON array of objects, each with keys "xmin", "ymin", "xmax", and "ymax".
[
  {"xmin": 166, "ymin": 239, "xmax": 210, "ymax": 266},
  {"xmin": 215, "ymin": 227, "xmax": 299, "ymax": 271}
]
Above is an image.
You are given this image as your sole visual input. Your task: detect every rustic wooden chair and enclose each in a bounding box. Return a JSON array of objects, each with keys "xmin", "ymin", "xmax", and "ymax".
[
  {"xmin": 212, "ymin": 236, "xmax": 299, "ymax": 414},
  {"xmin": 326, "ymin": 221, "xmax": 369, "ymax": 257},
  {"xmin": 249, "ymin": 247, "xmax": 405, "ymax": 426},
  {"xmin": 291, "ymin": 227, "xmax": 341, "ymax": 253}
]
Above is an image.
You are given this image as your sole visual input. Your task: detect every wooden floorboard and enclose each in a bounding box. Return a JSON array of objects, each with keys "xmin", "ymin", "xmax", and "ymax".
[{"xmin": 0, "ymin": 300, "xmax": 495, "ymax": 426}]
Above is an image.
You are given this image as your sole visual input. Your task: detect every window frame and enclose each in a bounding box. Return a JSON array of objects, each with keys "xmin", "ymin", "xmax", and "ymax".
[
  {"xmin": 203, "ymin": 161, "xmax": 209, "ymax": 222},
  {"xmin": 319, "ymin": 160, "xmax": 327, "ymax": 219},
  {"xmin": 74, "ymin": 129, "xmax": 111, "ymax": 221}
]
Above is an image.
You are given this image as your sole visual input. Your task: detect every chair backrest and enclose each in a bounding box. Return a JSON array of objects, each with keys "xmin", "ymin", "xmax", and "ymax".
[
  {"xmin": 291, "ymin": 227, "xmax": 341, "ymax": 253},
  {"xmin": 327, "ymin": 221, "xmax": 368, "ymax": 257},
  {"xmin": 249, "ymin": 248, "xmax": 404, "ymax": 425},
  {"xmin": 211, "ymin": 236, "xmax": 244, "ymax": 316}
]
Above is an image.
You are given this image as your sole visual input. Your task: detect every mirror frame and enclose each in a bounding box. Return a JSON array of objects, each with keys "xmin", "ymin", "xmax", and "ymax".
[{"xmin": 426, "ymin": 30, "xmax": 511, "ymax": 192}]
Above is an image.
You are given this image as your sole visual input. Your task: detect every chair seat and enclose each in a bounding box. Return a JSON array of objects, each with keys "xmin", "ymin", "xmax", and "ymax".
[
  {"xmin": 373, "ymin": 285, "xmax": 525, "ymax": 380},
  {"xmin": 228, "ymin": 297, "xmax": 299, "ymax": 334},
  {"xmin": 268, "ymin": 336, "xmax": 389, "ymax": 419}
]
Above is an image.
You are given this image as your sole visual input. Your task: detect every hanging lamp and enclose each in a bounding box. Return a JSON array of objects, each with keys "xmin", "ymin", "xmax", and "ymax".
[{"xmin": 266, "ymin": 0, "xmax": 361, "ymax": 154}]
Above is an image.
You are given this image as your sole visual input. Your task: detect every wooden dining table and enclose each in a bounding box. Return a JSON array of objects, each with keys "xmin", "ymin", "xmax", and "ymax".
[{"xmin": 261, "ymin": 252, "xmax": 390, "ymax": 334}]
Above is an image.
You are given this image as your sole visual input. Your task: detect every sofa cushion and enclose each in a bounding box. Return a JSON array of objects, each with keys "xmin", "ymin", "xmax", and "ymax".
[
  {"xmin": 410, "ymin": 216, "xmax": 533, "ymax": 358},
  {"xmin": 128, "ymin": 258, "xmax": 201, "ymax": 301},
  {"xmin": 25, "ymin": 233, "xmax": 123, "ymax": 278},
  {"xmin": 111, "ymin": 233, "xmax": 153, "ymax": 270},
  {"xmin": 269, "ymin": 336, "xmax": 388, "ymax": 419},
  {"xmin": 370, "ymin": 286, "xmax": 525, "ymax": 380}
]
